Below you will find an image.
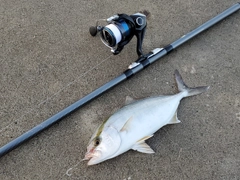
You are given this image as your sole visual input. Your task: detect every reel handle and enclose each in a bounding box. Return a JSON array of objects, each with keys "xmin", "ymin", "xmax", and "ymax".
[
  {"xmin": 89, "ymin": 26, "xmax": 98, "ymax": 36},
  {"xmin": 130, "ymin": 13, "xmax": 147, "ymax": 57},
  {"xmin": 135, "ymin": 26, "xmax": 146, "ymax": 56}
]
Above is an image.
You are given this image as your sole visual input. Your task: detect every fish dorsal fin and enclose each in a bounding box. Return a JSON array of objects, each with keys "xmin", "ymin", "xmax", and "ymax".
[
  {"xmin": 168, "ymin": 111, "xmax": 181, "ymax": 124},
  {"xmin": 125, "ymin": 96, "xmax": 136, "ymax": 105},
  {"xmin": 132, "ymin": 135, "xmax": 155, "ymax": 154},
  {"xmin": 120, "ymin": 116, "xmax": 133, "ymax": 132}
]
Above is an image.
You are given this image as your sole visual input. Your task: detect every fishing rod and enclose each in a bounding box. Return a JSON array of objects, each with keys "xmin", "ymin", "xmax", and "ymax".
[{"xmin": 0, "ymin": 2, "xmax": 239, "ymax": 158}]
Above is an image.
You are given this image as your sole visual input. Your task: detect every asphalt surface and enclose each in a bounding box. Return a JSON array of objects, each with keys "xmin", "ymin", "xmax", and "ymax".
[{"xmin": 0, "ymin": 0, "xmax": 239, "ymax": 179}]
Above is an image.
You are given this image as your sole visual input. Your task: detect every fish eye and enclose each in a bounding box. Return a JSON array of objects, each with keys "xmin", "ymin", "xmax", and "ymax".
[{"xmin": 94, "ymin": 138, "xmax": 101, "ymax": 146}]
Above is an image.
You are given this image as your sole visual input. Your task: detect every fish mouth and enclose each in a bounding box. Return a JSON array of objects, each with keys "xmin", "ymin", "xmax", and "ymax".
[{"xmin": 83, "ymin": 150, "xmax": 101, "ymax": 165}]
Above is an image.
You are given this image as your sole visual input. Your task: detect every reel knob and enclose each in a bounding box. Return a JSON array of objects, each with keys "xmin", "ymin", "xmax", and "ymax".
[{"xmin": 89, "ymin": 26, "xmax": 98, "ymax": 36}]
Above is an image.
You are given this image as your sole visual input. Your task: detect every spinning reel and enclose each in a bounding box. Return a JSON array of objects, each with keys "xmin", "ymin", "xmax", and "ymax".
[{"xmin": 89, "ymin": 13, "xmax": 147, "ymax": 56}]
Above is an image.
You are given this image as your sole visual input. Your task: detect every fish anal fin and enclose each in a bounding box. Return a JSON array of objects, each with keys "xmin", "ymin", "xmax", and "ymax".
[
  {"xmin": 168, "ymin": 111, "xmax": 181, "ymax": 124},
  {"xmin": 120, "ymin": 116, "xmax": 133, "ymax": 132}
]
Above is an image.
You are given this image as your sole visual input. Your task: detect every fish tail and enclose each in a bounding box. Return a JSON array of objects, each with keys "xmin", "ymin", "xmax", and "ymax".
[{"xmin": 174, "ymin": 70, "xmax": 210, "ymax": 97}]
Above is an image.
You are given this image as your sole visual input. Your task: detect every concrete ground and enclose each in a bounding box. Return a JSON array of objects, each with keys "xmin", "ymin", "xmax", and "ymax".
[{"xmin": 0, "ymin": 0, "xmax": 239, "ymax": 179}]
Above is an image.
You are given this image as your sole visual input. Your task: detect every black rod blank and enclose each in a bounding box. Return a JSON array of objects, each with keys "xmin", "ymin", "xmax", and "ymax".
[{"xmin": 0, "ymin": 2, "xmax": 239, "ymax": 158}]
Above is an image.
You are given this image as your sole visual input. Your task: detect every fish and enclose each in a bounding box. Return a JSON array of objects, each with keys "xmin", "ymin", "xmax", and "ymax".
[{"xmin": 83, "ymin": 70, "xmax": 209, "ymax": 165}]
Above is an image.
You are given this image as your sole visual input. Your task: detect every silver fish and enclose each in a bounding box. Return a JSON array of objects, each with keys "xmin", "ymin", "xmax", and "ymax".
[{"xmin": 83, "ymin": 70, "xmax": 209, "ymax": 165}]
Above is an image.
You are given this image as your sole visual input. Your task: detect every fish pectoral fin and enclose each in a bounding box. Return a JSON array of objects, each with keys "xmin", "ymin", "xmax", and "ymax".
[
  {"xmin": 168, "ymin": 111, "xmax": 181, "ymax": 124},
  {"xmin": 132, "ymin": 142, "xmax": 155, "ymax": 154},
  {"xmin": 120, "ymin": 116, "xmax": 133, "ymax": 132},
  {"xmin": 132, "ymin": 135, "xmax": 155, "ymax": 154}
]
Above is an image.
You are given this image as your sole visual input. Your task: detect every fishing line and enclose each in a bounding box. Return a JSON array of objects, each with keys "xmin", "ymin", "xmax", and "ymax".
[
  {"xmin": 65, "ymin": 159, "xmax": 85, "ymax": 177},
  {"xmin": 0, "ymin": 55, "xmax": 112, "ymax": 133}
]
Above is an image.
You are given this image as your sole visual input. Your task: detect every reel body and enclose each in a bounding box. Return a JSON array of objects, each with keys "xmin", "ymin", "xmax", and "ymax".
[{"xmin": 90, "ymin": 13, "xmax": 147, "ymax": 56}]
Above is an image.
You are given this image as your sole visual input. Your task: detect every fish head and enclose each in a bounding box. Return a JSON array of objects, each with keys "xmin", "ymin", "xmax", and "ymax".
[{"xmin": 84, "ymin": 126, "xmax": 121, "ymax": 165}]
